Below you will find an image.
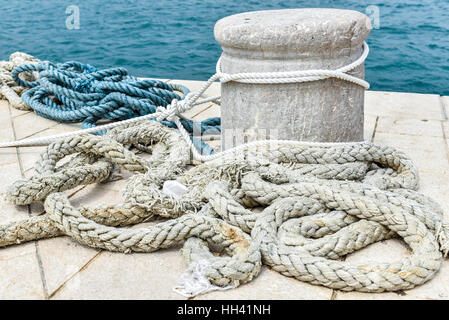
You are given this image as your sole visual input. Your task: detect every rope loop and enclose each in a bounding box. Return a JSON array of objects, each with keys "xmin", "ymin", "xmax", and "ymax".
[
  {"xmin": 216, "ymin": 41, "xmax": 370, "ymax": 88},
  {"xmin": 10, "ymin": 60, "xmax": 47, "ymax": 88},
  {"xmin": 1, "ymin": 121, "xmax": 447, "ymax": 296}
]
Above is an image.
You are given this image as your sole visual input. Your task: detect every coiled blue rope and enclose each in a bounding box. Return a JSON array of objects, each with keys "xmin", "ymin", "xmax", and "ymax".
[{"xmin": 12, "ymin": 61, "xmax": 220, "ymax": 155}]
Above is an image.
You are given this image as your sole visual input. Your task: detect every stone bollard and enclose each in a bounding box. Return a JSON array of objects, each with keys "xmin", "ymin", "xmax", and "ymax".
[{"xmin": 214, "ymin": 8, "xmax": 371, "ymax": 149}]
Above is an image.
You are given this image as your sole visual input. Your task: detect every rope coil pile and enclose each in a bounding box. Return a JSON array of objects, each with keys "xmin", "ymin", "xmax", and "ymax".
[
  {"xmin": 1, "ymin": 120, "xmax": 448, "ymax": 296},
  {"xmin": 1, "ymin": 41, "xmax": 447, "ymax": 297},
  {"xmin": 12, "ymin": 61, "xmax": 191, "ymax": 130},
  {"xmin": 1, "ymin": 53, "xmax": 221, "ymax": 154},
  {"xmin": 0, "ymin": 52, "xmax": 39, "ymax": 110}
]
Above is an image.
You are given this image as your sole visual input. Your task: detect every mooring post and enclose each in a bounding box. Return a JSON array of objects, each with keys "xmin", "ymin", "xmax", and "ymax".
[{"xmin": 214, "ymin": 8, "xmax": 371, "ymax": 149}]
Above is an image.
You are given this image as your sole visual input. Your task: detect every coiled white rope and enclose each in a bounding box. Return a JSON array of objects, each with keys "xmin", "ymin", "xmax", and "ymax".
[{"xmin": 0, "ymin": 42, "xmax": 370, "ymax": 161}]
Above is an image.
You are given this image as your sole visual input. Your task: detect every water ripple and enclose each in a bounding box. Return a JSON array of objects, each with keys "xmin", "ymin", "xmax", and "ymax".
[{"xmin": 0, "ymin": 0, "xmax": 447, "ymax": 94}]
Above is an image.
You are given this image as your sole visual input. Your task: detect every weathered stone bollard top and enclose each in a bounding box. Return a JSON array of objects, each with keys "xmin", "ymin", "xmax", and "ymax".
[{"xmin": 214, "ymin": 8, "xmax": 371, "ymax": 55}]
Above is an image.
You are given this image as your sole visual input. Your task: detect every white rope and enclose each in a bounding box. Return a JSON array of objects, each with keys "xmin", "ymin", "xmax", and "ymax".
[
  {"xmin": 215, "ymin": 42, "xmax": 369, "ymax": 87},
  {"xmin": 0, "ymin": 95, "xmax": 220, "ymax": 148},
  {"xmin": 172, "ymin": 259, "xmax": 235, "ymax": 298},
  {"xmin": 0, "ymin": 42, "xmax": 370, "ymax": 159}
]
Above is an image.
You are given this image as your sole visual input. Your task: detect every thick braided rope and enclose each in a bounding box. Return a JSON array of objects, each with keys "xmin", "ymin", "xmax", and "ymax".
[
  {"xmin": 206, "ymin": 172, "xmax": 445, "ymax": 291},
  {"xmin": 3, "ymin": 42, "xmax": 446, "ymax": 294},
  {"xmin": 1, "ymin": 121, "xmax": 448, "ymax": 295},
  {"xmin": 10, "ymin": 59, "xmax": 220, "ymax": 154},
  {"xmin": 5, "ymin": 120, "xmax": 190, "ymax": 206},
  {"xmin": 44, "ymin": 192, "xmax": 261, "ymax": 288},
  {"xmin": 12, "ymin": 61, "xmax": 187, "ymax": 128},
  {"xmin": 1, "ymin": 121, "xmax": 260, "ymax": 291},
  {"xmin": 0, "ymin": 52, "xmax": 39, "ymax": 110}
]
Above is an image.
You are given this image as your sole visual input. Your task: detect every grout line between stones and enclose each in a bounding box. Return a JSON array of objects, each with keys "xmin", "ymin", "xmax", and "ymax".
[
  {"xmin": 191, "ymin": 103, "xmax": 215, "ymax": 119},
  {"xmin": 440, "ymin": 121, "xmax": 449, "ymax": 167},
  {"xmin": 15, "ymin": 121, "xmax": 61, "ymax": 141},
  {"xmin": 437, "ymin": 97, "xmax": 449, "ymax": 168},
  {"xmin": 12, "ymin": 110, "xmax": 32, "ymax": 119},
  {"xmin": 49, "ymin": 250, "xmax": 103, "ymax": 299},
  {"xmin": 440, "ymin": 96, "xmax": 448, "ymax": 121},
  {"xmin": 374, "ymin": 130, "xmax": 444, "ymax": 139},
  {"xmin": 330, "ymin": 290, "xmax": 338, "ymax": 300},
  {"xmin": 33, "ymin": 229, "xmax": 50, "ymax": 299},
  {"xmin": 373, "ymin": 129, "xmax": 447, "ymax": 140},
  {"xmin": 371, "ymin": 116, "xmax": 379, "ymax": 142},
  {"xmin": 365, "ymin": 113, "xmax": 443, "ymax": 122},
  {"xmin": 7, "ymin": 101, "xmax": 50, "ymax": 299}
]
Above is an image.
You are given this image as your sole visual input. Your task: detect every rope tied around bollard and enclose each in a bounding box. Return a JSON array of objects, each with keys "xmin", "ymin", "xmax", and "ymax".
[{"xmin": 0, "ymin": 42, "xmax": 369, "ymax": 157}]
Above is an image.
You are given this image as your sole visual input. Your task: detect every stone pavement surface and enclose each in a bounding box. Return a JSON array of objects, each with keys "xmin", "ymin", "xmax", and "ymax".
[{"xmin": 0, "ymin": 79, "xmax": 448, "ymax": 300}]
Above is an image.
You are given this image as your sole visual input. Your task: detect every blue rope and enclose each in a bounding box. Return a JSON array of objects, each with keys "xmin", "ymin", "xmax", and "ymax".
[{"xmin": 12, "ymin": 61, "xmax": 220, "ymax": 154}]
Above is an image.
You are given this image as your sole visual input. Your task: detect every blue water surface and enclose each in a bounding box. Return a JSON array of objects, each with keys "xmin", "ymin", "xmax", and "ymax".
[{"xmin": 0, "ymin": 0, "xmax": 448, "ymax": 95}]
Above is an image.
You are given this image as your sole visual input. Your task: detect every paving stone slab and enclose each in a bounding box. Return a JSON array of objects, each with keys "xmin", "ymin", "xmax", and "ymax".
[
  {"xmin": 418, "ymin": 170, "xmax": 449, "ymax": 216},
  {"xmin": 373, "ymin": 132, "xmax": 449, "ymax": 174},
  {"xmin": 365, "ymin": 91, "xmax": 443, "ymax": 121},
  {"xmin": 376, "ymin": 116, "xmax": 443, "ymax": 137},
  {"xmin": 195, "ymin": 266, "xmax": 332, "ymax": 300},
  {"xmin": 51, "ymin": 246, "xmax": 187, "ymax": 300},
  {"xmin": 0, "ymin": 147, "xmax": 19, "ymax": 170},
  {"xmin": 0, "ymin": 245, "xmax": 45, "ymax": 299}
]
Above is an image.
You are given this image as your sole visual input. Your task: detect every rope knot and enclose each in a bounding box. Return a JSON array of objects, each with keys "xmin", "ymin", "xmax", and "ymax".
[{"xmin": 156, "ymin": 93, "xmax": 194, "ymax": 122}]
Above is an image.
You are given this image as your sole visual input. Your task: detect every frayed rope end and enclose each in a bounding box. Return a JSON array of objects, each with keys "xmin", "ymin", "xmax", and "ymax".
[{"xmin": 173, "ymin": 259, "xmax": 235, "ymax": 298}]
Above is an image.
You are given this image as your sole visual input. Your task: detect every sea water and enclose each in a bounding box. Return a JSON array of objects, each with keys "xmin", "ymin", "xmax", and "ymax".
[{"xmin": 0, "ymin": 0, "xmax": 448, "ymax": 95}]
